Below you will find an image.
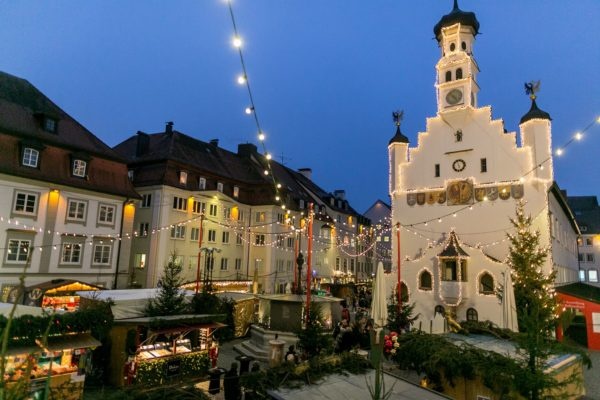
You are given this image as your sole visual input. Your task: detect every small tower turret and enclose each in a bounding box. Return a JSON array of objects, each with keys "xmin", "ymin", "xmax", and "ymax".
[{"xmin": 388, "ymin": 111, "xmax": 410, "ymax": 198}]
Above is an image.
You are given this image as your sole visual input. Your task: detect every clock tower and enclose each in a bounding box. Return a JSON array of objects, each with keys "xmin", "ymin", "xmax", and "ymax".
[{"xmin": 434, "ymin": 0, "xmax": 480, "ymax": 112}]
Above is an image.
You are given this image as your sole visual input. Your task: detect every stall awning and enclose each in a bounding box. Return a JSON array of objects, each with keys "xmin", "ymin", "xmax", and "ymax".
[
  {"xmin": 40, "ymin": 333, "xmax": 101, "ymax": 351},
  {"xmin": 149, "ymin": 322, "xmax": 226, "ymax": 336}
]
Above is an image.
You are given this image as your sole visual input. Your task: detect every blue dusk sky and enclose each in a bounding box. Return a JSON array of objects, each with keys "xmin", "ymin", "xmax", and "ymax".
[{"xmin": 1, "ymin": 1, "xmax": 599, "ymax": 213}]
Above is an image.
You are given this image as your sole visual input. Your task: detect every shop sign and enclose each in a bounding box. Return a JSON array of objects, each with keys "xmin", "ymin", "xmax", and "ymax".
[
  {"xmin": 165, "ymin": 359, "xmax": 181, "ymax": 377},
  {"xmin": 563, "ymin": 300, "xmax": 585, "ymax": 310}
]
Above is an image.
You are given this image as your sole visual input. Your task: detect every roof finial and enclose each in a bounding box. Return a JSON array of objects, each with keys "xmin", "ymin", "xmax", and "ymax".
[
  {"xmin": 392, "ymin": 110, "xmax": 404, "ymax": 127},
  {"xmin": 453, "ymin": 0, "xmax": 459, "ymax": 11},
  {"xmin": 524, "ymin": 80, "xmax": 541, "ymax": 100}
]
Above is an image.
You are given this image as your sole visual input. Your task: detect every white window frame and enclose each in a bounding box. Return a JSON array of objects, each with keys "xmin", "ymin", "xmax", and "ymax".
[
  {"xmin": 198, "ymin": 177, "xmax": 206, "ymax": 190},
  {"xmin": 13, "ymin": 191, "xmax": 38, "ymax": 216},
  {"xmin": 22, "ymin": 148, "xmax": 39, "ymax": 167},
  {"xmin": 223, "ymin": 207, "xmax": 231, "ymax": 220},
  {"xmin": 141, "ymin": 194, "xmax": 152, "ymax": 208},
  {"xmin": 255, "ymin": 234, "xmax": 265, "ymax": 245},
  {"xmin": 170, "ymin": 225, "xmax": 186, "ymax": 239},
  {"xmin": 97, "ymin": 204, "xmax": 116, "ymax": 225},
  {"xmin": 134, "ymin": 253, "xmax": 147, "ymax": 269},
  {"xmin": 233, "ymin": 186, "xmax": 239, "ymax": 198},
  {"xmin": 179, "ymin": 171, "xmax": 188, "ymax": 185},
  {"xmin": 217, "ymin": 182, "xmax": 223, "ymax": 193},
  {"xmin": 220, "ymin": 258, "xmax": 228, "ymax": 270},
  {"xmin": 61, "ymin": 242, "xmax": 82, "ymax": 264},
  {"xmin": 72, "ymin": 159, "xmax": 87, "ymax": 177},
  {"xmin": 208, "ymin": 229, "xmax": 217, "ymax": 242},
  {"xmin": 93, "ymin": 244, "xmax": 111, "ymax": 265},
  {"xmin": 222, "ymin": 231, "xmax": 230, "ymax": 244},
  {"xmin": 138, "ymin": 223, "xmax": 149, "ymax": 237},
  {"xmin": 579, "ymin": 269, "xmax": 586, "ymax": 282},
  {"xmin": 589, "ymin": 269, "xmax": 599, "ymax": 283},
  {"xmin": 172, "ymin": 196, "xmax": 187, "ymax": 211},
  {"xmin": 236, "ymin": 233, "xmax": 243, "ymax": 245},
  {"xmin": 235, "ymin": 258, "xmax": 242, "ymax": 270},
  {"xmin": 209, "ymin": 204, "xmax": 218, "ymax": 217},
  {"xmin": 67, "ymin": 199, "xmax": 87, "ymax": 222},
  {"xmin": 190, "ymin": 227, "xmax": 200, "ymax": 241},
  {"xmin": 6, "ymin": 239, "xmax": 30, "ymax": 263}
]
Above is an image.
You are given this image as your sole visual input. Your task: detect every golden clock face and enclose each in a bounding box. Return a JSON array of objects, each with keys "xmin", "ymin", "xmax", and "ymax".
[{"xmin": 446, "ymin": 88, "xmax": 463, "ymax": 105}]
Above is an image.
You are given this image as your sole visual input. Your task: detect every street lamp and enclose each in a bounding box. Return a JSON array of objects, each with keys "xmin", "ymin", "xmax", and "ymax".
[
  {"xmin": 201, "ymin": 247, "xmax": 221, "ymax": 293},
  {"xmin": 296, "ymin": 252, "xmax": 304, "ymax": 295}
]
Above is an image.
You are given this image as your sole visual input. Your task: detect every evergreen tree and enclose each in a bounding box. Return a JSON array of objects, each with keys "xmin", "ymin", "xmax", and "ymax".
[
  {"xmin": 295, "ymin": 303, "xmax": 332, "ymax": 358},
  {"xmin": 145, "ymin": 258, "xmax": 189, "ymax": 317},
  {"xmin": 386, "ymin": 293, "xmax": 418, "ymax": 333},
  {"xmin": 506, "ymin": 201, "xmax": 560, "ymax": 400}
]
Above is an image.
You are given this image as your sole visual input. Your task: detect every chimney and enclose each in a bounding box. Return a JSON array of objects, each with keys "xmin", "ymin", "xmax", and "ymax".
[
  {"xmin": 210, "ymin": 139, "xmax": 219, "ymax": 147},
  {"xmin": 298, "ymin": 168, "xmax": 312, "ymax": 180},
  {"xmin": 334, "ymin": 190, "xmax": 346, "ymax": 200},
  {"xmin": 165, "ymin": 121, "xmax": 174, "ymax": 134},
  {"xmin": 136, "ymin": 131, "xmax": 149, "ymax": 157},
  {"xmin": 237, "ymin": 143, "xmax": 258, "ymax": 157}
]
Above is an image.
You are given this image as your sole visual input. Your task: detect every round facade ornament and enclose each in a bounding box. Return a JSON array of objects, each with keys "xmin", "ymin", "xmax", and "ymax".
[{"xmin": 452, "ymin": 159, "xmax": 466, "ymax": 172}]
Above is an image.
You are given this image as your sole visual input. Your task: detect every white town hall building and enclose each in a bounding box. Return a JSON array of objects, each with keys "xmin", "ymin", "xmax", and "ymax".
[{"xmin": 388, "ymin": 1, "xmax": 580, "ymax": 330}]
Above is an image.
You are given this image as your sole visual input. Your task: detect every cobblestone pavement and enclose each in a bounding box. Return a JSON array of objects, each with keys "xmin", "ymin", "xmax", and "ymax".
[{"xmin": 583, "ymin": 350, "xmax": 600, "ymax": 400}]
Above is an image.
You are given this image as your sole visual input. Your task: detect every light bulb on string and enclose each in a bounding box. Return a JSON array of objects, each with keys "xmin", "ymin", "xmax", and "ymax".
[
  {"xmin": 232, "ymin": 36, "xmax": 242, "ymax": 48},
  {"xmin": 264, "ymin": 170, "xmax": 269, "ymax": 175},
  {"xmin": 258, "ymin": 132, "xmax": 265, "ymax": 141},
  {"xmin": 575, "ymin": 132, "xmax": 582, "ymax": 140},
  {"xmin": 555, "ymin": 148, "xmax": 563, "ymax": 156},
  {"xmin": 237, "ymin": 75, "xmax": 246, "ymax": 85},
  {"xmin": 245, "ymin": 107, "xmax": 254, "ymax": 115},
  {"xmin": 276, "ymin": 183, "xmax": 282, "ymax": 189},
  {"xmin": 265, "ymin": 153, "xmax": 272, "ymax": 160}
]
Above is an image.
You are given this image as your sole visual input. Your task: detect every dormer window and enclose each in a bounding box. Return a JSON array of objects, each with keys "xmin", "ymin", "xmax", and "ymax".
[
  {"xmin": 22, "ymin": 148, "xmax": 39, "ymax": 168},
  {"xmin": 199, "ymin": 177, "xmax": 206, "ymax": 190},
  {"xmin": 72, "ymin": 159, "xmax": 87, "ymax": 178},
  {"xmin": 233, "ymin": 186, "xmax": 239, "ymax": 198},
  {"xmin": 217, "ymin": 182, "xmax": 223, "ymax": 193},
  {"xmin": 43, "ymin": 117, "xmax": 57, "ymax": 133},
  {"xmin": 299, "ymin": 199, "xmax": 305, "ymax": 209},
  {"xmin": 179, "ymin": 171, "xmax": 188, "ymax": 185}
]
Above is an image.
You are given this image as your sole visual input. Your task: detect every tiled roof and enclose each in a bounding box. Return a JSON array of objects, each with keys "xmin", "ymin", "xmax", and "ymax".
[
  {"xmin": 0, "ymin": 71, "xmax": 139, "ymax": 198},
  {"xmin": 567, "ymin": 196, "xmax": 600, "ymax": 234},
  {"xmin": 556, "ymin": 282, "xmax": 600, "ymax": 305}
]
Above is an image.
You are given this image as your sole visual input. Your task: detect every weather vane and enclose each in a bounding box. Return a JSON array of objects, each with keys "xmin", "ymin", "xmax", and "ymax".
[
  {"xmin": 392, "ymin": 110, "xmax": 404, "ymax": 127},
  {"xmin": 524, "ymin": 80, "xmax": 541, "ymax": 100}
]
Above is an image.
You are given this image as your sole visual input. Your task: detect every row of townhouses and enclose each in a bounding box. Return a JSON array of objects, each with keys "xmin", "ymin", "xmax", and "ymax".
[{"xmin": 0, "ymin": 70, "xmax": 375, "ymax": 300}]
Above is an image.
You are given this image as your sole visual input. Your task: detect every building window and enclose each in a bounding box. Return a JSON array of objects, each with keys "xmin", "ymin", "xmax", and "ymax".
[
  {"xmin": 586, "ymin": 237, "xmax": 594, "ymax": 246},
  {"xmin": 299, "ymin": 200, "xmax": 305, "ymax": 209},
  {"xmin": 6, "ymin": 239, "xmax": 30, "ymax": 263},
  {"xmin": 589, "ymin": 269, "xmax": 598, "ymax": 283},
  {"xmin": 170, "ymin": 226, "xmax": 186, "ymax": 239},
  {"xmin": 466, "ymin": 308, "xmax": 478, "ymax": 321},
  {"xmin": 128, "ymin": 170, "xmax": 134, "ymax": 180},
  {"xmin": 236, "ymin": 233, "xmax": 243, "ymax": 245},
  {"xmin": 480, "ymin": 158, "xmax": 487, "ymax": 173},
  {"xmin": 587, "ymin": 254, "xmax": 595, "ymax": 263},
  {"xmin": 223, "ymin": 207, "xmax": 231, "ymax": 220},
  {"xmin": 72, "ymin": 159, "xmax": 87, "ymax": 177},
  {"xmin": 255, "ymin": 212, "xmax": 265, "ymax": 223},
  {"xmin": 255, "ymin": 234, "xmax": 265, "ymax": 245},
  {"xmin": 179, "ymin": 171, "xmax": 188, "ymax": 185},
  {"xmin": 190, "ymin": 227, "xmax": 200, "ymax": 241},
  {"xmin": 217, "ymin": 182, "xmax": 223, "ymax": 193},
  {"xmin": 435, "ymin": 164, "xmax": 440, "ymax": 177},
  {"xmin": 134, "ymin": 253, "xmax": 146, "ymax": 269},
  {"xmin": 456, "ymin": 68, "xmax": 463, "ymax": 79},
  {"xmin": 445, "ymin": 70, "xmax": 452, "ymax": 82},
  {"xmin": 335, "ymin": 257, "xmax": 340, "ymax": 271},
  {"xmin": 61, "ymin": 243, "xmax": 82, "ymax": 264},
  {"xmin": 287, "ymin": 237, "xmax": 294, "ymax": 248},
  {"xmin": 235, "ymin": 258, "xmax": 242, "ymax": 270},
  {"xmin": 172, "ymin": 196, "xmax": 187, "ymax": 211},
  {"xmin": 222, "ymin": 231, "xmax": 230, "ymax": 244},
  {"xmin": 220, "ymin": 258, "xmax": 228, "ymax": 270},
  {"xmin": 13, "ymin": 191, "xmax": 38, "ymax": 216},
  {"xmin": 277, "ymin": 213, "xmax": 284, "ymax": 223},
  {"xmin": 98, "ymin": 204, "xmax": 116, "ymax": 225},
  {"xmin": 43, "ymin": 117, "xmax": 57, "ymax": 133},
  {"xmin": 67, "ymin": 199, "xmax": 87, "ymax": 222},
  {"xmin": 209, "ymin": 204, "xmax": 218, "ymax": 217},
  {"xmin": 579, "ymin": 269, "xmax": 586, "ymax": 282},
  {"xmin": 419, "ymin": 270, "xmax": 432, "ymax": 290},
  {"xmin": 198, "ymin": 177, "xmax": 206, "ymax": 190},
  {"xmin": 208, "ymin": 229, "xmax": 216, "ymax": 242},
  {"xmin": 399, "ymin": 282, "xmax": 409, "ymax": 302},
  {"xmin": 93, "ymin": 244, "xmax": 111, "ymax": 265},
  {"xmin": 449, "ymin": 42, "xmax": 456, "ymax": 52},
  {"xmin": 233, "ymin": 186, "xmax": 239, "ymax": 198},
  {"xmin": 277, "ymin": 259, "xmax": 284, "ymax": 273},
  {"xmin": 579, "ymin": 253, "xmax": 585, "ymax": 262},
  {"xmin": 192, "ymin": 201, "xmax": 205, "ymax": 214},
  {"xmin": 141, "ymin": 194, "xmax": 152, "ymax": 208},
  {"xmin": 139, "ymin": 223, "xmax": 149, "ymax": 237},
  {"xmin": 442, "ymin": 260, "xmax": 467, "ymax": 281},
  {"xmin": 479, "ymin": 273, "xmax": 494, "ymax": 294},
  {"xmin": 434, "ymin": 305, "xmax": 445, "ymax": 316},
  {"xmin": 22, "ymin": 148, "xmax": 39, "ymax": 168}
]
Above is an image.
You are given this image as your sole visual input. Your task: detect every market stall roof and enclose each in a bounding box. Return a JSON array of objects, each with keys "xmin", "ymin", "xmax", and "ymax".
[
  {"xmin": 77, "ymin": 288, "xmax": 195, "ymax": 320},
  {"xmin": 24, "ymin": 279, "xmax": 104, "ymax": 294},
  {"xmin": 258, "ymin": 294, "xmax": 343, "ymax": 303},
  {"xmin": 556, "ymin": 282, "xmax": 600, "ymax": 305},
  {"xmin": 0, "ymin": 302, "xmax": 46, "ymax": 318},
  {"xmin": 216, "ymin": 292, "xmax": 256, "ymax": 302},
  {"xmin": 41, "ymin": 333, "xmax": 101, "ymax": 351}
]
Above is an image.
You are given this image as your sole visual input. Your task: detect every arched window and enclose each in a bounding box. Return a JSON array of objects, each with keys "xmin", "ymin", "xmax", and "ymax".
[
  {"xmin": 398, "ymin": 282, "xmax": 409, "ymax": 303},
  {"xmin": 445, "ymin": 70, "xmax": 452, "ymax": 82},
  {"xmin": 466, "ymin": 308, "xmax": 478, "ymax": 321},
  {"xmin": 456, "ymin": 68, "xmax": 463, "ymax": 79},
  {"xmin": 479, "ymin": 272, "xmax": 494, "ymax": 294},
  {"xmin": 419, "ymin": 270, "xmax": 432, "ymax": 290},
  {"xmin": 461, "ymin": 41, "xmax": 467, "ymax": 51},
  {"xmin": 450, "ymin": 43, "xmax": 456, "ymax": 52},
  {"xmin": 434, "ymin": 305, "xmax": 445, "ymax": 316}
]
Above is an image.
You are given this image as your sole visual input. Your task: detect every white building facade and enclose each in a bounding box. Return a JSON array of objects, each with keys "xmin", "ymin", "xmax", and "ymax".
[{"xmin": 388, "ymin": 3, "xmax": 579, "ymax": 329}]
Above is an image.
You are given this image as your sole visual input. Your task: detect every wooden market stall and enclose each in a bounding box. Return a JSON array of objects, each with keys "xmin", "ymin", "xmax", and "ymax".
[
  {"xmin": 9, "ymin": 279, "xmax": 104, "ymax": 310},
  {"xmin": 1, "ymin": 303, "xmax": 100, "ymax": 400}
]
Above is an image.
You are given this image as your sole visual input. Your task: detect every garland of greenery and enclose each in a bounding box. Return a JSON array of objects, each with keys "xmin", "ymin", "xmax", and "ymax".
[{"xmin": 135, "ymin": 352, "xmax": 210, "ymax": 386}]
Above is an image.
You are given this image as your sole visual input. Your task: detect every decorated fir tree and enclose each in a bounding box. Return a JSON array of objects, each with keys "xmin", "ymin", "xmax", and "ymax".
[
  {"xmin": 506, "ymin": 201, "xmax": 560, "ymax": 400},
  {"xmin": 145, "ymin": 257, "xmax": 189, "ymax": 317}
]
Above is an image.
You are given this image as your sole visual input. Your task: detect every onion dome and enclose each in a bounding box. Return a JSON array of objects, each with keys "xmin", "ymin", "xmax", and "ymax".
[
  {"xmin": 520, "ymin": 97, "xmax": 552, "ymax": 124},
  {"xmin": 434, "ymin": 0, "xmax": 480, "ymax": 41},
  {"xmin": 388, "ymin": 125, "xmax": 409, "ymax": 145}
]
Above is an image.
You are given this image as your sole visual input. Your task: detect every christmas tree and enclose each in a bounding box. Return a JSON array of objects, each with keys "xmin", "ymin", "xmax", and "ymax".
[
  {"xmin": 506, "ymin": 201, "xmax": 560, "ymax": 400},
  {"xmin": 145, "ymin": 257, "xmax": 189, "ymax": 317}
]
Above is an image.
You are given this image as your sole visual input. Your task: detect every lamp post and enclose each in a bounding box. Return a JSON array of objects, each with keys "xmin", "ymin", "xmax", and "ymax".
[
  {"xmin": 201, "ymin": 247, "xmax": 221, "ymax": 293},
  {"xmin": 195, "ymin": 214, "xmax": 205, "ymax": 294},
  {"xmin": 396, "ymin": 222, "xmax": 402, "ymax": 314},
  {"xmin": 296, "ymin": 252, "xmax": 304, "ymax": 295},
  {"xmin": 305, "ymin": 203, "xmax": 314, "ymax": 324}
]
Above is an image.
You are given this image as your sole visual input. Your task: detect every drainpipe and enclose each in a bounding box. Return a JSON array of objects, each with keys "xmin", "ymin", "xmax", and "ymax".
[{"xmin": 113, "ymin": 198, "xmax": 130, "ymax": 289}]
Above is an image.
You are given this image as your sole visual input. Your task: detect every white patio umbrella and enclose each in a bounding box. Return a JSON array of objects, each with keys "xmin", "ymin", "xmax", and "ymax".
[
  {"xmin": 502, "ymin": 269, "xmax": 519, "ymax": 332},
  {"xmin": 371, "ymin": 262, "xmax": 388, "ymax": 329}
]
